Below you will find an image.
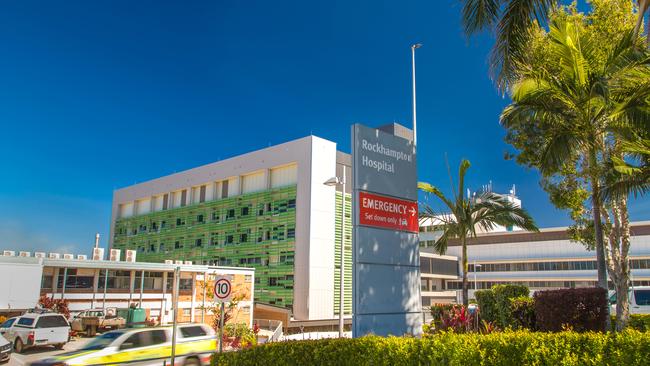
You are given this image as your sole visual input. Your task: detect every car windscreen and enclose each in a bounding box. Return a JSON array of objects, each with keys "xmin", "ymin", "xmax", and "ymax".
[
  {"xmin": 16, "ymin": 318, "xmax": 35, "ymax": 327},
  {"xmin": 36, "ymin": 315, "xmax": 69, "ymax": 328},
  {"xmin": 1, "ymin": 318, "xmax": 15, "ymax": 328},
  {"xmin": 180, "ymin": 325, "xmax": 207, "ymax": 338},
  {"xmin": 81, "ymin": 331, "xmax": 125, "ymax": 350},
  {"xmin": 634, "ymin": 290, "xmax": 650, "ymax": 306}
]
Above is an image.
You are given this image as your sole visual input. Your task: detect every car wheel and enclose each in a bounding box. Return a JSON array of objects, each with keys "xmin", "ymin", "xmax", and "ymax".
[
  {"xmin": 183, "ymin": 357, "xmax": 201, "ymax": 366},
  {"xmin": 55, "ymin": 343, "xmax": 65, "ymax": 350},
  {"xmin": 14, "ymin": 338, "xmax": 24, "ymax": 354}
]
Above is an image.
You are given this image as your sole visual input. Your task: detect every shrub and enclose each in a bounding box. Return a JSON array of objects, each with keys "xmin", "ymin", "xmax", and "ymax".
[
  {"xmin": 611, "ymin": 314, "xmax": 650, "ymax": 331},
  {"xmin": 212, "ymin": 330, "xmax": 650, "ymax": 365},
  {"xmin": 534, "ymin": 287, "xmax": 608, "ymax": 332},
  {"xmin": 509, "ymin": 296, "xmax": 535, "ymax": 330},
  {"xmin": 475, "ymin": 289, "xmax": 497, "ymax": 323},
  {"xmin": 492, "ymin": 284, "xmax": 530, "ymax": 328},
  {"xmin": 427, "ymin": 304, "xmax": 477, "ymax": 333}
]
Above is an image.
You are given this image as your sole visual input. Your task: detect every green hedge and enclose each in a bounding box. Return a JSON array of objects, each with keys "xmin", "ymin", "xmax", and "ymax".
[
  {"xmin": 212, "ymin": 330, "xmax": 650, "ymax": 366},
  {"xmin": 611, "ymin": 315, "xmax": 650, "ymax": 331}
]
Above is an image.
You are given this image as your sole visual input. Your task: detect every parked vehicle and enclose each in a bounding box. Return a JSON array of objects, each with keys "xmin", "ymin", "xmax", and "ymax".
[
  {"xmin": 3, "ymin": 310, "xmax": 70, "ymax": 353},
  {"xmin": 70, "ymin": 309, "xmax": 126, "ymax": 335},
  {"xmin": 609, "ymin": 286, "xmax": 650, "ymax": 315},
  {"xmin": 0, "ymin": 317, "xmax": 17, "ymax": 338},
  {"xmin": 0, "ymin": 335, "xmax": 11, "ymax": 364},
  {"xmin": 32, "ymin": 324, "xmax": 216, "ymax": 366}
]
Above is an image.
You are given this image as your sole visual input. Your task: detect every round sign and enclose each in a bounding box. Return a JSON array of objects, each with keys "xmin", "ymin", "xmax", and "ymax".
[{"xmin": 214, "ymin": 277, "xmax": 232, "ymax": 301}]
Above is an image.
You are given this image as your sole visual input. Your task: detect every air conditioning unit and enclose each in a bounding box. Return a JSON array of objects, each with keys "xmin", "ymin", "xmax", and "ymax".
[
  {"xmin": 125, "ymin": 250, "xmax": 137, "ymax": 263},
  {"xmin": 174, "ymin": 260, "xmax": 183, "ymax": 265},
  {"xmin": 34, "ymin": 252, "xmax": 46, "ymax": 259},
  {"xmin": 77, "ymin": 255, "xmax": 87, "ymax": 260},
  {"xmin": 63, "ymin": 254, "xmax": 74, "ymax": 260},
  {"xmin": 3, "ymin": 250, "xmax": 15, "ymax": 256},
  {"xmin": 184, "ymin": 261, "xmax": 192, "ymax": 265},
  {"xmin": 92, "ymin": 248, "xmax": 105, "ymax": 261},
  {"xmin": 164, "ymin": 260, "xmax": 174, "ymax": 265},
  {"xmin": 19, "ymin": 251, "xmax": 31, "ymax": 257},
  {"xmin": 109, "ymin": 249, "xmax": 121, "ymax": 261},
  {"xmin": 49, "ymin": 253, "xmax": 61, "ymax": 259}
]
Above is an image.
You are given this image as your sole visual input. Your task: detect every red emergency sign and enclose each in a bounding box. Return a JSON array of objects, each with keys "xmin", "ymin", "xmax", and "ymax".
[{"xmin": 358, "ymin": 191, "xmax": 419, "ymax": 233}]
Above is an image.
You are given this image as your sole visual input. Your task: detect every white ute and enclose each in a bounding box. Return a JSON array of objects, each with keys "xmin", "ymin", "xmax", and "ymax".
[{"xmin": 3, "ymin": 310, "xmax": 70, "ymax": 353}]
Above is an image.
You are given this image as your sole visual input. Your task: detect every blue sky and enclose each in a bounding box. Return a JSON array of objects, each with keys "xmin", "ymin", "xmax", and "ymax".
[{"xmin": 0, "ymin": 1, "xmax": 647, "ymax": 255}]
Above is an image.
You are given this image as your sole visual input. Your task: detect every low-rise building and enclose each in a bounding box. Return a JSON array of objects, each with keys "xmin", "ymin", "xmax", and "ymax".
[{"xmin": 0, "ymin": 254, "xmax": 255, "ymax": 327}]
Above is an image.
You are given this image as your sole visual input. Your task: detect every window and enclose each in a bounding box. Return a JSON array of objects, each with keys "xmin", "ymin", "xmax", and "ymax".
[
  {"xmin": 212, "ymin": 212, "xmax": 220, "ymax": 222},
  {"xmin": 199, "ymin": 185, "xmax": 206, "ymax": 203},
  {"xmin": 1, "ymin": 318, "xmax": 16, "ymax": 328},
  {"xmin": 226, "ymin": 235, "xmax": 234, "ymax": 244},
  {"xmin": 176, "ymin": 218, "xmax": 185, "ymax": 226},
  {"xmin": 269, "ymin": 277, "xmax": 277, "ymax": 286},
  {"xmin": 148, "ymin": 329, "xmax": 168, "ymax": 346},
  {"xmin": 161, "ymin": 221, "xmax": 167, "ymax": 229},
  {"xmin": 175, "ymin": 241, "xmax": 183, "ymax": 249},
  {"xmin": 36, "ymin": 315, "xmax": 68, "ymax": 328},
  {"xmin": 195, "ymin": 239, "xmax": 203, "ymax": 247},
  {"xmin": 182, "ymin": 309, "xmax": 191, "ymax": 316},
  {"xmin": 241, "ymin": 207, "xmax": 249, "ymax": 216},
  {"xmin": 41, "ymin": 275, "xmax": 53, "ymax": 289},
  {"xmin": 635, "ymin": 290, "xmax": 650, "ymax": 306},
  {"xmin": 240, "ymin": 233, "xmax": 248, "ymax": 243},
  {"xmin": 120, "ymin": 333, "xmax": 145, "ymax": 350},
  {"xmin": 134, "ymin": 271, "xmax": 163, "ymax": 290},
  {"xmin": 179, "ymin": 279, "xmax": 193, "ymax": 290},
  {"xmin": 98, "ymin": 270, "xmax": 131, "ymax": 290},
  {"xmin": 149, "ymin": 244, "xmax": 156, "ymax": 252},
  {"xmin": 226, "ymin": 209, "xmax": 235, "ymax": 219},
  {"xmin": 197, "ymin": 214, "xmax": 204, "ymax": 223},
  {"xmin": 180, "ymin": 325, "xmax": 207, "ymax": 338},
  {"xmin": 221, "ymin": 180, "xmax": 229, "ymax": 198},
  {"xmin": 58, "ymin": 269, "xmax": 94, "ymax": 289},
  {"xmin": 180, "ymin": 190, "xmax": 187, "ymax": 206},
  {"xmin": 17, "ymin": 318, "xmax": 35, "ymax": 327},
  {"xmin": 288, "ymin": 199, "xmax": 296, "ymax": 209},
  {"xmin": 287, "ymin": 228, "xmax": 295, "ymax": 239}
]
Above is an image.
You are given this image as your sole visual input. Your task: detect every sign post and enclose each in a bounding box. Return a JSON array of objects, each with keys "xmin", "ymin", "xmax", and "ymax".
[
  {"xmin": 214, "ymin": 275, "xmax": 232, "ymax": 353},
  {"xmin": 352, "ymin": 123, "xmax": 422, "ymax": 337}
]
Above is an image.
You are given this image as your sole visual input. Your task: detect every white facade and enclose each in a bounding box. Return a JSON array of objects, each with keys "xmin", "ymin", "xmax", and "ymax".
[{"xmin": 439, "ymin": 222, "xmax": 650, "ymax": 300}]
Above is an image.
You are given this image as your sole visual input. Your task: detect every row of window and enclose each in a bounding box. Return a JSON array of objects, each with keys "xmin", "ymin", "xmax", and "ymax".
[
  {"xmin": 132, "ymin": 226, "xmax": 296, "ymax": 254},
  {"xmin": 42, "ymin": 269, "xmax": 192, "ymax": 291},
  {"xmin": 468, "ymin": 259, "xmax": 650, "ymax": 273},
  {"xmin": 116, "ymin": 199, "xmax": 296, "ymax": 238},
  {"xmin": 446, "ymin": 280, "xmax": 650, "ymax": 290}
]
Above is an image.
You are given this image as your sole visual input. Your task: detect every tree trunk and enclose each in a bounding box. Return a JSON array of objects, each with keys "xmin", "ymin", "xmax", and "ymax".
[
  {"xmin": 592, "ymin": 179, "xmax": 608, "ymax": 290},
  {"xmin": 617, "ymin": 197, "xmax": 632, "ymax": 331},
  {"xmin": 634, "ymin": 0, "xmax": 649, "ymax": 41},
  {"xmin": 462, "ymin": 236, "xmax": 469, "ymax": 306},
  {"xmin": 592, "ymin": 176, "xmax": 611, "ymax": 331}
]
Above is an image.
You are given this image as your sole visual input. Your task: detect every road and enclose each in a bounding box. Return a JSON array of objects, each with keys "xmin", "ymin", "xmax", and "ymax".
[{"xmin": 6, "ymin": 337, "xmax": 90, "ymax": 366}]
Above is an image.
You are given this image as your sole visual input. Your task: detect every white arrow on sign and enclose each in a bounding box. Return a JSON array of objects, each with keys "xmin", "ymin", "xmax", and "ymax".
[{"xmin": 409, "ymin": 207, "xmax": 417, "ymax": 216}]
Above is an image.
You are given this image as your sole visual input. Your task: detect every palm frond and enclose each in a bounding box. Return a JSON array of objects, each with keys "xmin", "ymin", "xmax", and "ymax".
[{"xmin": 461, "ymin": 0, "xmax": 502, "ymax": 36}]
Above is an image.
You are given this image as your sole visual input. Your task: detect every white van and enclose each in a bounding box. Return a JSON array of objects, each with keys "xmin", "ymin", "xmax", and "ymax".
[
  {"xmin": 4, "ymin": 311, "xmax": 70, "ymax": 353},
  {"xmin": 609, "ymin": 286, "xmax": 650, "ymax": 315}
]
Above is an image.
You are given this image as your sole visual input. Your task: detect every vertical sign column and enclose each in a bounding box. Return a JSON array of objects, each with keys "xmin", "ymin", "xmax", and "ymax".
[{"xmin": 352, "ymin": 124, "xmax": 422, "ymax": 337}]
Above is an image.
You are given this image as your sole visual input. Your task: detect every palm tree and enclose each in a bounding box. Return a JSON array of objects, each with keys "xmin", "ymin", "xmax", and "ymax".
[
  {"xmin": 500, "ymin": 18, "xmax": 650, "ymax": 327},
  {"xmin": 605, "ymin": 138, "xmax": 650, "ymax": 199},
  {"xmin": 460, "ymin": 0, "xmax": 650, "ymax": 90},
  {"xmin": 418, "ymin": 159, "xmax": 539, "ymax": 305}
]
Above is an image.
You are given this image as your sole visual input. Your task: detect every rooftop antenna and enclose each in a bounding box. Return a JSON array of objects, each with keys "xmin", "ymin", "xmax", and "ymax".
[{"xmin": 94, "ymin": 233, "xmax": 100, "ymax": 249}]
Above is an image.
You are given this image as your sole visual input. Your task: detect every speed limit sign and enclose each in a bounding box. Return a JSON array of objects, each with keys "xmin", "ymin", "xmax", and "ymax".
[{"xmin": 214, "ymin": 276, "xmax": 232, "ymax": 302}]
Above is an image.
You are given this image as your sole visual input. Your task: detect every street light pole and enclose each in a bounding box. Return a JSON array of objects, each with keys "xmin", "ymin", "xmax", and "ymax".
[
  {"xmin": 411, "ymin": 43, "xmax": 422, "ymax": 146},
  {"xmin": 324, "ymin": 172, "xmax": 347, "ymax": 338}
]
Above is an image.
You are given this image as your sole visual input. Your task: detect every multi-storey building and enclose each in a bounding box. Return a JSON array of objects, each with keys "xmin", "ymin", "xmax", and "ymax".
[
  {"xmin": 419, "ymin": 221, "xmax": 650, "ymax": 303},
  {"xmin": 110, "ymin": 135, "xmax": 355, "ymax": 322}
]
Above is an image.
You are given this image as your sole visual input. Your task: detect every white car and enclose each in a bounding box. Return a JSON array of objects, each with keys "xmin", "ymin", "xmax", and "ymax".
[
  {"xmin": 0, "ymin": 317, "xmax": 17, "ymax": 338},
  {"xmin": 0, "ymin": 335, "xmax": 11, "ymax": 364},
  {"xmin": 3, "ymin": 311, "xmax": 70, "ymax": 353},
  {"xmin": 610, "ymin": 286, "xmax": 650, "ymax": 315}
]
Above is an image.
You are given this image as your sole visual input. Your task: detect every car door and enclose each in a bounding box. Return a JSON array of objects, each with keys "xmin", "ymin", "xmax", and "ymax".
[
  {"xmin": 112, "ymin": 330, "xmax": 169, "ymax": 365},
  {"xmin": 35, "ymin": 315, "xmax": 70, "ymax": 344}
]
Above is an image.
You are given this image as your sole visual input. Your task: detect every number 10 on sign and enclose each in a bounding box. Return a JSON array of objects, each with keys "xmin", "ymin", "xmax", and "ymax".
[{"xmin": 214, "ymin": 276, "xmax": 232, "ymax": 302}]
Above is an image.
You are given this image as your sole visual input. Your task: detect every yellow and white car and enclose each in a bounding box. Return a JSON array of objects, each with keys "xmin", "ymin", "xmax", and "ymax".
[{"xmin": 31, "ymin": 324, "xmax": 216, "ymax": 366}]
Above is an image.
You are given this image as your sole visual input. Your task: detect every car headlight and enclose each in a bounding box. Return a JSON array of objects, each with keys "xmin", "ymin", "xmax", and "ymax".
[{"xmin": 0, "ymin": 343, "xmax": 11, "ymax": 352}]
